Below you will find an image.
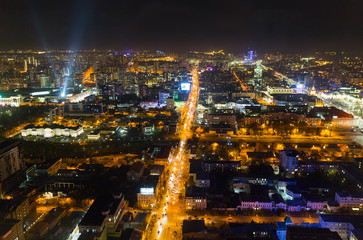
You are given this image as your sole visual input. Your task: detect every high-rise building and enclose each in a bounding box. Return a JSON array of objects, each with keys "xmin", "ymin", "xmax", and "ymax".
[
  {"xmin": 159, "ymin": 92, "xmax": 170, "ymax": 105},
  {"xmin": 23, "ymin": 60, "xmax": 27, "ymax": 73},
  {"xmin": 279, "ymin": 150, "xmax": 299, "ymax": 176},
  {"xmin": 138, "ymin": 84, "xmax": 148, "ymax": 97},
  {"xmin": 0, "ymin": 141, "xmax": 26, "ymax": 196},
  {"xmin": 39, "ymin": 74, "xmax": 50, "ymax": 88},
  {"xmin": 98, "ymin": 83, "xmax": 123, "ymax": 102},
  {"xmin": 166, "ymin": 97, "xmax": 175, "ymax": 110}
]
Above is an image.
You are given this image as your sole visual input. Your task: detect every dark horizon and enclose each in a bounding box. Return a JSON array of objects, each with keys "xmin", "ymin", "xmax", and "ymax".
[{"xmin": 0, "ymin": 0, "xmax": 362, "ymax": 53}]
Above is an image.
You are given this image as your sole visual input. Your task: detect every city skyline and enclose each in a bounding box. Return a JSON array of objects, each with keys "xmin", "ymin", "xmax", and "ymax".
[{"xmin": 1, "ymin": 1, "xmax": 363, "ymax": 240}]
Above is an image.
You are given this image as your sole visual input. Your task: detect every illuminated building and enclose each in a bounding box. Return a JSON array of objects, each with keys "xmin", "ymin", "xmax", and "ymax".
[
  {"xmin": 319, "ymin": 214, "xmax": 363, "ymax": 240},
  {"xmin": 22, "ymin": 60, "xmax": 27, "ymax": 73},
  {"xmin": 185, "ymin": 186, "xmax": 207, "ymax": 210},
  {"xmin": 137, "ymin": 175, "xmax": 160, "ymax": 208},
  {"xmin": 21, "ymin": 124, "xmax": 84, "ymax": 138},
  {"xmin": 83, "ymin": 66, "xmax": 95, "ymax": 85},
  {"xmin": 127, "ymin": 162, "xmax": 144, "ymax": 182},
  {"xmin": 0, "ymin": 96, "xmax": 22, "ymax": 107},
  {"xmin": 267, "ymin": 86, "xmax": 295, "ymax": 95},
  {"xmin": 78, "ymin": 193, "xmax": 125, "ymax": 238},
  {"xmin": 87, "ymin": 131, "xmax": 100, "ymax": 140},
  {"xmin": 166, "ymin": 97, "xmax": 175, "ymax": 110},
  {"xmin": 279, "ymin": 150, "xmax": 299, "ymax": 176},
  {"xmin": 138, "ymin": 84, "xmax": 148, "ymax": 97},
  {"xmin": 46, "ymin": 106, "xmax": 64, "ymax": 123},
  {"xmin": 0, "ymin": 219, "xmax": 24, "ymax": 240},
  {"xmin": 158, "ymin": 92, "xmax": 170, "ymax": 105},
  {"xmin": 335, "ymin": 192, "xmax": 363, "ymax": 208},
  {"xmin": 244, "ymin": 50, "xmax": 255, "ymax": 64},
  {"xmin": 39, "ymin": 74, "xmax": 50, "ymax": 88},
  {"xmin": 239, "ymin": 193, "xmax": 287, "ymax": 211},
  {"xmin": 0, "ymin": 140, "xmax": 26, "ymax": 196},
  {"xmin": 98, "ymin": 83, "xmax": 123, "ymax": 102},
  {"xmin": 310, "ymin": 85, "xmax": 316, "ymax": 96}
]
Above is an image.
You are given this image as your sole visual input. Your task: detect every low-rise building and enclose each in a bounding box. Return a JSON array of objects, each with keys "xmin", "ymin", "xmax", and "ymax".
[
  {"xmin": 304, "ymin": 195, "xmax": 328, "ymax": 211},
  {"xmin": 335, "ymin": 192, "xmax": 363, "ymax": 209},
  {"xmin": 127, "ymin": 162, "xmax": 144, "ymax": 182},
  {"xmin": 78, "ymin": 193, "xmax": 125, "ymax": 239},
  {"xmin": 186, "ymin": 186, "xmax": 207, "ymax": 210},
  {"xmin": 285, "ymin": 185, "xmax": 302, "ymax": 200},
  {"xmin": 238, "ymin": 193, "xmax": 286, "ymax": 211},
  {"xmin": 0, "ymin": 96, "xmax": 22, "ymax": 107},
  {"xmin": 87, "ymin": 131, "xmax": 101, "ymax": 140},
  {"xmin": 202, "ymin": 160, "xmax": 241, "ymax": 173},
  {"xmin": 319, "ymin": 214, "xmax": 363, "ymax": 240},
  {"xmin": 21, "ymin": 124, "xmax": 83, "ymax": 138},
  {"xmin": 137, "ymin": 175, "xmax": 160, "ymax": 208},
  {"xmin": 205, "ymin": 113, "xmax": 237, "ymax": 127},
  {"xmin": 267, "ymin": 86, "xmax": 295, "ymax": 95},
  {"xmin": 286, "ymin": 199, "xmax": 306, "ymax": 212},
  {"xmin": 286, "ymin": 226, "xmax": 341, "ymax": 240},
  {"xmin": 195, "ymin": 171, "xmax": 210, "ymax": 188}
]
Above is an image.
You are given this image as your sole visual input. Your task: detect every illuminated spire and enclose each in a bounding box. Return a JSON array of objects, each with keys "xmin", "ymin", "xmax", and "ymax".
[
  {"xmin": 310, "ymin": 80, "xmax": 316, "ymax": 95},
  {"xmin": 23, "ymin": 60, "xmax": 27, "ymax": 72}
]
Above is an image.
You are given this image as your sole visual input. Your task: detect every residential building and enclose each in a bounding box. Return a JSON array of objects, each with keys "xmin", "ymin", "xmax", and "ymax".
[
  {"xmin": 350, "ymin": 229, "xmax": 363, "ymax": 240},
  {"xmin": 195, "ymin": 171, "xmax": 210, "ymax": 188},
  {"xmin": 137, "ymin": 175, "xmax": 160, "ymax": 208},
  {"xmin": 304, "ymin": 195, "xmax": 328, "ymax": 211},
  {"xmin": 205, "ymin": 113, "xmax": 237, "ymax": 127},
  {"xmin": 335, "ymin": 192, "xmax": 363, "ymax": 209},
  {"xmin": 286, "ymin": 226, "xmax": 341, "ymax": 240},
  {"xmin": 0, "ymin": 219, "xmax": 24, "ymax": 240},
  {"xmin": 0, "ymin": 141, "xmax": 26, "ymax": 195},
  {"xmin": 185, "ymin": 186, "xmax": 207, "ymax": 210},
  {"xmin": 182, "ymin": 220, "xmax": 207, "ymax": 239},
  {"xmin": 280, "ymin": 150, "xmax": 299, "ymax": 176},
  {"xmin": 319, "ymin": 214, "xmax": 363, "ymax": 240},
  {"xmin": 276, "ymin": 217, "xmax": 292, "ymax": 240},
  {"xmin": 202, "ymin": 160, "xmax": 241, "ymax": 173},
  {"xmin": 238, "ymin": 193, "xmax": 286, "ymax": 211},
  {"xmin": 78, "ymin": 193, "xmax": 125, "ymax": 239}
]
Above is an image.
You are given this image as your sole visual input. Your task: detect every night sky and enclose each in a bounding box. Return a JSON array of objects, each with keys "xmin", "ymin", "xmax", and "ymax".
[{"xmin": 0, "ymin": 0, "xmax": 362, "ymax": 53}]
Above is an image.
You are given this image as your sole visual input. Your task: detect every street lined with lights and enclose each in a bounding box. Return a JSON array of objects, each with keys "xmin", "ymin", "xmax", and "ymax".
[{"xmin": 148, "ymin": 67, "xmax": 199, "ymax": 240}]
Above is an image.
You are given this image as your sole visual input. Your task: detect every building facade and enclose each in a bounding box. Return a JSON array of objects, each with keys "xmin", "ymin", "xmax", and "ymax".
[{"xmin": 0, "ymin": 141, "xmax": 26, "ymax": 195}]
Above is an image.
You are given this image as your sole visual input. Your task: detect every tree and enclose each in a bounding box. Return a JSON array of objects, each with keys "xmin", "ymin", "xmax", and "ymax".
[
  {"xmin": 187, "ymin": 176, "xmax": 195, "ymax": 186},
  {"xmin": 248, "ymin": 163, "xmax": 274, "ymax": 177}
]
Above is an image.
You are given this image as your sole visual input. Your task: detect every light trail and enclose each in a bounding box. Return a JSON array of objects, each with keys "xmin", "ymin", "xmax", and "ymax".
[
  {"xmin": 232, "ymin": 71, "xmax": 249, "ymax": 91},
  {"xmin": 148, "ymin": 67, "xmax": 199, "ymax": 240},
  {"xmin": 260, "ymin": 63, "xmax": 296, "ymax": 86}
]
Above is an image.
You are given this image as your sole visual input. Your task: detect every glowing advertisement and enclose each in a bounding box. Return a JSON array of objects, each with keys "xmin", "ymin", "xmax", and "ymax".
[
  {"xmin": 140, "ymin": 187, "xmax": 154, "ymax": 195},
  {"xmin": 181, "ymin": 82, "xmax": 191, "ymax": 91}
]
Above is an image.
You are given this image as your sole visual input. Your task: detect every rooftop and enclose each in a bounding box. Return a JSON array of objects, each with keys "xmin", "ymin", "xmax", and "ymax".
[
  {"xmin": 182, "ymin": 220, "xmax": 206, "ymax": 234},
  {"xmin": 0, "ymin": 140, "xmax": 20, "ymax": 156},
  {"xmin": 79, "ymin": 194, "xmax": 123, "ymax": 227},
  {"xmin": 0, "ymin": 219, "xmax": 20, "ymax": 237}
]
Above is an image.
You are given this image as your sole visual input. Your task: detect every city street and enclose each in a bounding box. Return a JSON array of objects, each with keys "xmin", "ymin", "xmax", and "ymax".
[{"xmin": 148, "ymin": 67, "xmax": 199, "ymax": 240}]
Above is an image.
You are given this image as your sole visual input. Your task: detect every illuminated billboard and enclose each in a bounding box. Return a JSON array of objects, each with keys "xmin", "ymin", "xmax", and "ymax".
[
  {"xmin": 140, "ymin": 187, "xmax": 154, "ymax": 195},
  {"xmin": 181, "ymin": 82, "xmax": 191, "ymax": 91}
]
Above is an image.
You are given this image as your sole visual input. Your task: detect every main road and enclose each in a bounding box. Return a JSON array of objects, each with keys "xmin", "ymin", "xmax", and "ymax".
[{"xmin": 148, "ymin": 67, "xmax": 199, "ymax": 240}]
